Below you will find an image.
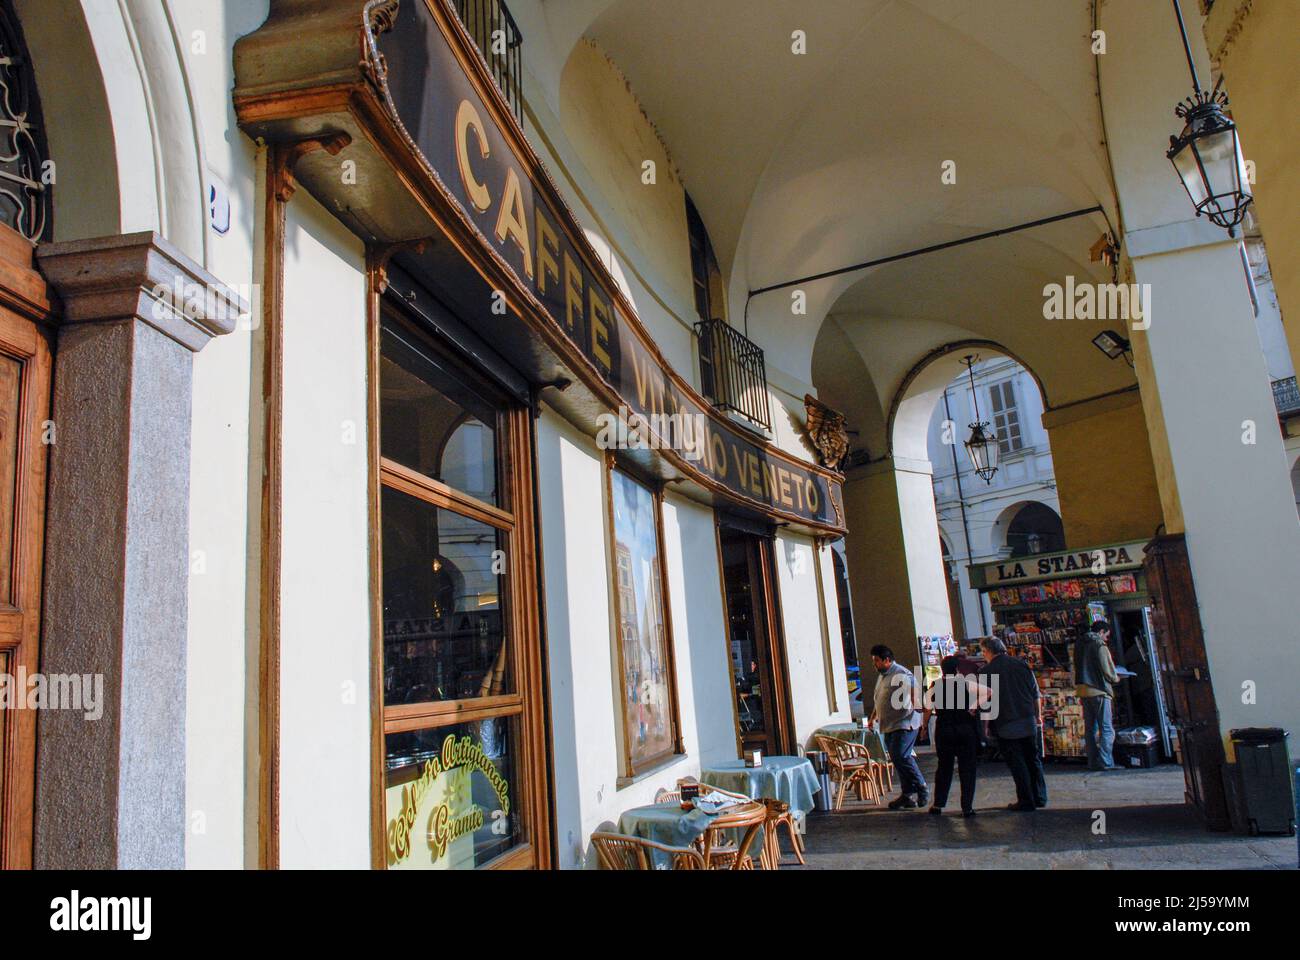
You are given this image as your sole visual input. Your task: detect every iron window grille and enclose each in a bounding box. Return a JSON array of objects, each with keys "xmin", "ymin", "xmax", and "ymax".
[
  {"xmin": 454, "ymin": 0, "xmax": 524, "ymax": 125},
  {"xmin": 0, "ymin": 1, "xmax": 51, "ymax": 241},
  {"xmin": 696, "ymin": 318, "xmax": 772, "ymax": 432}
]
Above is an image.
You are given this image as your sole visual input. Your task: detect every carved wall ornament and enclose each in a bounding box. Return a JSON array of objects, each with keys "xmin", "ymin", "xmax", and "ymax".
[{"xmin": 803, "ymin": 394, "xmax": 849, "ymax": 471}]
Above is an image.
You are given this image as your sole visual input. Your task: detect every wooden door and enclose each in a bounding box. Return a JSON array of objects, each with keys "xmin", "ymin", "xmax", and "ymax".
[
  {"xmin": 0, "ymin": 224, "xmax": 53, "ymax": 868},
  {"xmin": 1142, "ymin": 533, "xmax": 1229, "ymax": 830}
]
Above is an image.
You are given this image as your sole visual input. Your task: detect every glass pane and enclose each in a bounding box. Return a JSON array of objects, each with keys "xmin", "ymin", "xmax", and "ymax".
[
  {"xmin": 609, "ymin": 471, "xmax": 675, "ymax": 766},
  {"xmin": 383, "ymin": 718, "xmax": 521, "ymax": 869},
  {"xmin": 380, "ymin": 321, "xmax": 498, "ymax": 506},
  {"xmin": 382, "ymin": 485, "xmax": 510, "ymax": 704},
  {"xmin": 0, "ymin": 354, "xmax": 20, "ymax": 599},
  {"xmin": 723, "ymin": 536, "xmax": 765, "ymax": 736}
]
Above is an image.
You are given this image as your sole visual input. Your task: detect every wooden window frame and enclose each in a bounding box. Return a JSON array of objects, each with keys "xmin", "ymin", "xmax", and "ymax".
[
  {"xmin": 368, "ymin": 290, "xmax": 550, "ymax": 870},
  {"xmin": 603, "ymin": 455, "xmax": 683, "ymax": 780}
]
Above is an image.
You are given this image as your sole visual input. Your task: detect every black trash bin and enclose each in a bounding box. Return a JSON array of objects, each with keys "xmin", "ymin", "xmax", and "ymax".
[
  {"xmin": 806, "ymin": 751, "xmax": 831, "ymax": 812},
  {"xmin": 1229, "ymin": 728, "xmax": 1296, "ymax": 836}
]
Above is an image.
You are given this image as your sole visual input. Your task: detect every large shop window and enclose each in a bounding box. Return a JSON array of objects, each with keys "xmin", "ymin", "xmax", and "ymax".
[
  {"xmin": 376, "ymin": 309, "xmax": 544, "ymax": 869},
  {"xmin": 607, "ymin": 466, "xmax": 682, "ymax": 776}
]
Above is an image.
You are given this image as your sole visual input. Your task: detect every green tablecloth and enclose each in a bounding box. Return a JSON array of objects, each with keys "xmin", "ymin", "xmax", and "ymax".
[
  {"xmin": 616, "ymin": 801, "xmax": 762, "ymax": 868},
  {"xmin": 813, "ymin": 723, "xmax": 891, "ymax": 762},
  {"xmin": 700, "ymin": 756, "xmax": 820, "ymax": 815}
]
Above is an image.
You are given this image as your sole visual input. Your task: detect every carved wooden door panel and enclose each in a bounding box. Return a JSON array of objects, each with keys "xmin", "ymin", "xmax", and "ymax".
[
  {"xmin": 1143, "ymin": 533, "xmax": 1230, "ymax": 830},
  {"xmin": 0, "ymin": 224, "xmax": 53, "ymax": 869}
]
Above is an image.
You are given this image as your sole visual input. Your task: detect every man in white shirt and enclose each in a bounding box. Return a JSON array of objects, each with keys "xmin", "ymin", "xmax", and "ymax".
[{"xmin": 868, "ymin": 644, "xmax": 928, "ymax": 809}]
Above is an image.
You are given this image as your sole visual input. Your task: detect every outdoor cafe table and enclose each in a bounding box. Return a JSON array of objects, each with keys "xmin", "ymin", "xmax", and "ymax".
[
  {"xmin": 617, "ymin": 799, "xmax": 767, "ymax": 867},
  {"xmin": 700, "ymin": 756, "xmax": 820, "ymax": 815},
  {"xmin": 814, "ymin": 722, "xmax": 890, "ymax": 758}
]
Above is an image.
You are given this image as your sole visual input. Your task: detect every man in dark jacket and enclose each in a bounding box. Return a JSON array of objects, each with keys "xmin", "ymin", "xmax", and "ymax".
[
  {"xmin": 977, "ymin": 636, "xmax": 1047, "ymax": 811},
  {"xmin": 1075, "ymin": 621, "xmax": 1121, "ymax": 771}
]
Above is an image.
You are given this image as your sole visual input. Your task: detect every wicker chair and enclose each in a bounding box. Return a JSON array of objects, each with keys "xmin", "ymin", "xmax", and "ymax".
[
  {"xmin": 815, "ymin": 735, "xmax": 881, "ymax": 809},
  {"xmin": 863, "ymin": 729, "xmax": 895, "ymax": 791},
  {"xmin": 758, "ymin": 797, "xmax": 805, "ymax": 867},
  {"xmin": 591, "ymin": 832, "xmax": 707, "ymax": 870},
  {"xmin": 698, "ymin": 802, "xmax": 767, "ymax": 870}
]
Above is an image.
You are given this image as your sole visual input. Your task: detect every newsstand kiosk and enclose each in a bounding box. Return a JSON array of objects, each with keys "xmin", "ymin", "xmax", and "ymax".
[{"xmin": 968, "ymin": 540, "xmax": 1176, "ymax": 763}]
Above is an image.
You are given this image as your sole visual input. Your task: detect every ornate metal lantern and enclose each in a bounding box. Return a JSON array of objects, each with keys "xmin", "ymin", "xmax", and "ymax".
[
  {"xmin": 961, "ymin": 356, "xmax": 999, "ymax": 484},
  {"xmin": 1165, "ymin": 0, "xmax": 1252, "ymax": 236}
]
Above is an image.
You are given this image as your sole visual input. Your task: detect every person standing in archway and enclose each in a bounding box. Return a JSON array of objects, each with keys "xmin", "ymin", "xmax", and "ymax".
[
  {"xmin": 868, "ymin": 644, "xmax": 928, "ymax": 809},
  {"xmin": 978, "ymin": 636, "xmax": 1047, "ymax": 811},
  {"xmin": 1075, "ymin": 620, "xmax": 1121, "ymax": 771}
]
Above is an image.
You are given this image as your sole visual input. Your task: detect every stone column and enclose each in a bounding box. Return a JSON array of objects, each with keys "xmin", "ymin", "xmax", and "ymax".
[
  {"xmin": 33, "ymin": 232, "xmax": 240, "ymax": 868},
  {"xmin": 841, "ymin": 457, "xmax": 954, "ymax": 672}
]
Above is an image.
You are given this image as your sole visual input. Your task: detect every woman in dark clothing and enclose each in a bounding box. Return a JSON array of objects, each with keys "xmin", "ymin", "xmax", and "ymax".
[{"xmin": 921, "ymin": 655, "xmax": 981, "ymax": 817}]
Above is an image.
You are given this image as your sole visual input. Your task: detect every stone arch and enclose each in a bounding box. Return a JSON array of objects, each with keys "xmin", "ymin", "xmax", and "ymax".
[
  {"xmin": 888, "ymin": 339, "xmax": 1049, "ymax": 462},
  {"xmin": 15, "ymin": 0, "xmax": 206, "ymax": 259},
  {"xmin": 994, "ymin": 499, "xmax": 1066, "ymax": 558}
]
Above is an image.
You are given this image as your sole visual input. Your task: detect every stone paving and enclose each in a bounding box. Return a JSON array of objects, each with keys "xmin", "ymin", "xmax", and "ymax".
[{"xmin": 797, "ymin": 750, "xmax": 1297, "ymax": 870}]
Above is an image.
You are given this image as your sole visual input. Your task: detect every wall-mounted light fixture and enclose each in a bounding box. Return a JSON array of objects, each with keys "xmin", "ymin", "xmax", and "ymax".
[{"xmin": 1091, "ymin": 329, "xmax": 1132, "ymax": 361}]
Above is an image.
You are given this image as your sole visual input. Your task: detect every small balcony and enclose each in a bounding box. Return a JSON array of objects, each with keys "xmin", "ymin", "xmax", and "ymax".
[
  {"xmin": 1272, "ymin": 376, "xmax": 1300, "ymax": 419},
  {"xmin": 696, "ymin": 319, "xmax": 772, "ymax": 432},
  {"xmin": 454, "ymin": 0, "xmax": 524, "ymax": 124}
]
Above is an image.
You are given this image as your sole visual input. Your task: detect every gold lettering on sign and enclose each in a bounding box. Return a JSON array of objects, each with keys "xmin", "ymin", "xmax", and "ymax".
[
  {"xmin": 454, "ymin": 100, "xmax": 491, "ymax": 213},
  {"xmin": 535, "ymin": 208, "xmax": 561, "ymax": 296},
  {"xmin": 386, "ymin": 733, "xmax": 511, "ymax": 866},
  {"xmin": 588, "ymin": 289, "xmax": 613, "ymax": 376},
  {"xmin": 563, "ymin": 251, "xmax": 584, "ymax": 336},
  {"xmin": 495, "ymin": 168, "xmax": 534, "ymax": 279}
]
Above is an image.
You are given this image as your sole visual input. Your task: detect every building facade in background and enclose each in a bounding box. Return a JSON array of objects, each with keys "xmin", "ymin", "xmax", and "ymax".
[{"xmin": 927, "ymin": 357, "xmax": 1063, "ymax": 640}]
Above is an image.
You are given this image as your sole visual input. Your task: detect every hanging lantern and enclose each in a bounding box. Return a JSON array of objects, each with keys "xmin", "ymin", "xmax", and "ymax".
[
  {"xmin": 1167, "ymin": 86, "xmax": 1252, "ymax": 236},
  {"xmin": 965, "ymin": 421, "xmax": 1000, "ymax": 484},
  {"xmin": 1165, "ymin": 1, "xmax": 1253, "ymax": 236},
  {"xmin": 961, "ymin": 355, "xmax": 999, "ymax": 484}
]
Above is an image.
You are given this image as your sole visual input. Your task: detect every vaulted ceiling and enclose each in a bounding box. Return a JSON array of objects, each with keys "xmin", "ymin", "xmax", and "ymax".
[{"xmin": 537, "ymin": 0, "xmax": 1144, "ymax": 450}]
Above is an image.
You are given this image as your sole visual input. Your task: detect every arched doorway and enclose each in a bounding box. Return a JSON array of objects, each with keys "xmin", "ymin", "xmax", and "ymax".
[{"xmin": 1005, "ymin": 502, "xmax": 1066, "ymax": 557}]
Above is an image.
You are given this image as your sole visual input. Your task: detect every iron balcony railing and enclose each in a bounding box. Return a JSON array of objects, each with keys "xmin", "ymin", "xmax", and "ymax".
[
  {"xmin": 1272, "ymin": 376, "xmax": 1300, "ymax": 418},
  {"xmin": 696, "ymin": 319, "xmax": 772, "ymax": 432},
  {"xmin": 454, "ymin": 0, "xmax": 524, "ymax": 125}
]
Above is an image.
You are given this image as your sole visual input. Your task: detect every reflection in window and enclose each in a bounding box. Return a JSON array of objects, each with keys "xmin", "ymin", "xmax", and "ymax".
[
  {"xmin": 382, "ymin": 486, "xmax": 508, "ymax": 705},
  {"xmin": 609, "ymin": 470, "xmax": 677, "ymax": 771},
  {"xmin": 380, "ymin": 322, "xmax": 498, "ymax": 505}
]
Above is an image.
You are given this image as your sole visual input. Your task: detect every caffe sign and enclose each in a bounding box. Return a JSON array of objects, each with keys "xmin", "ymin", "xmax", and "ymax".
[{"xmin": 371, "ymin": 0, "xmax": 845, "ymax": 532}]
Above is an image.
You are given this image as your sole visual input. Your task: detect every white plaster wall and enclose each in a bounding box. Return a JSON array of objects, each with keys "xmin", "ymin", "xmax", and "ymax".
[
  {"xmin": 276, "ymin": 191, "xmax": 372, "ymax": 868},
  {"xmin": 775, "ymin": 534, "xmax": 851, "ymax": 750},
  {"xmin": 538, "ymin": 411, "xmax": 745, "ymax": 868},
  {"xmin": 173, "ymin": 0, "xmax": 269, "ymax": 867}
]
